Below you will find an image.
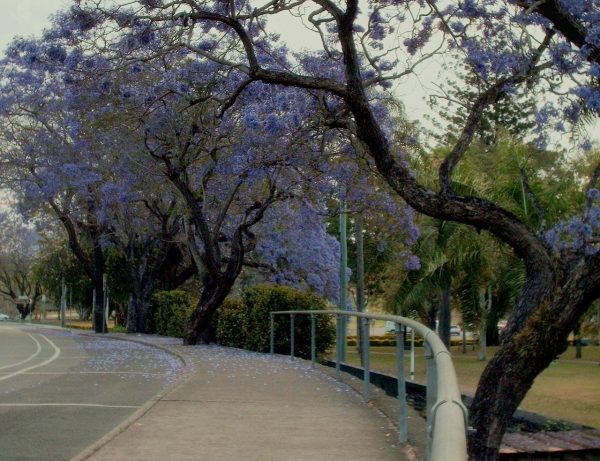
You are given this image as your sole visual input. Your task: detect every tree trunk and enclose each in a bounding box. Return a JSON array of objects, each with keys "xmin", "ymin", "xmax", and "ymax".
[
  {"xmin": 478, "ymin": 319, "xmax": 487, "ymax": 361},
  {"xmin": 426, "ymin": 297, "xmax": 438, "ymax": 331},
  {"xmin": 184, "ymin": 274, "xmax": 233, "ymax": 345},
  {"xmin": 16, "ymin": 301, "xmax": 30, "ymax": 320},
  {"xmin": 127, "ymin": 277, "xmax": 153, "ymax": 334},
  {"xmin": 439, "ymin": 286, "xmax": 451, "ymax": 347},
  {"xmin": 469, "ymin": 259, "xmax": 600, "ymax": 460},
  {"xmin": 93, "ymin": 278, "xmax": 106, "ymax": 334},
  {"xmin": 486, "ymin": 309, "xmax": 502, "ymax": 346},
  {"xmin": 127, "ymin": 294, "xmax": 137, "ymax": 333},
  {"xmin": 468, "ymin": 335, "xmax": 566, "ymax": 460},
  {"xmin": 478, "ymin": 290, "xmax": 487, "ymax": 361}
]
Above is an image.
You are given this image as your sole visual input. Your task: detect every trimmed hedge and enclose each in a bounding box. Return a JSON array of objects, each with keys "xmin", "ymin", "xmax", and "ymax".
[
  {"xmin": 215, "ymin": 284, "xmax": 335, "ymax": 359},
  {"xmin": 214, "ymin": 297, "xmax": 246, "ymax": 347},
  {"xmin": 149, "ymin": 290, "xmax": 194, "ymax": 338}
]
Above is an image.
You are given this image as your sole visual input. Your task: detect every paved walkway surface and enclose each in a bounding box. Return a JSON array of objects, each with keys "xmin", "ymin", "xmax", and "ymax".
[{"xmin": 74, "ymin": 335, "xmax": 418, "ymax": 461}]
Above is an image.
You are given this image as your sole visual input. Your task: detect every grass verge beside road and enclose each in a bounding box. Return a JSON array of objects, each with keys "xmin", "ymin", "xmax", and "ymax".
[{"xmin": 345, "ymin": 345, "xmax": 600, "ymax": 429}]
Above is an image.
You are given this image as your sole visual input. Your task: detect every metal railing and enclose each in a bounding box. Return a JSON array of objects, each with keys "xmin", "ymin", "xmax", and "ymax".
[{"xmin": 270, "ymin": 310, "xmax": 468, "ymax": 461}]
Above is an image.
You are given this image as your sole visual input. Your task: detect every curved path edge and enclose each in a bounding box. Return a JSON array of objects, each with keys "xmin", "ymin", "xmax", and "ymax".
[{"xmin": 70, "ymin": 333, "xmax": 190, "ymax": 461}]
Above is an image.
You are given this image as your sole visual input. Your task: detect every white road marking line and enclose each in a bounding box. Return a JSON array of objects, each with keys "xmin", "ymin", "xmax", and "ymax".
[
  {"xmin": 0, "ymin": 403, "xmax": 139, "ymax": 409},
  {"xmin": 0, "ymin": 333, "xmax": 42, "ymax": 371},
  {"xmin": 0, "ymin": 333, "xmax": 61, "ymax": 382},
  {"xmin": 54, "ymin": 356, "xmax": 89, "ymax": 359}
]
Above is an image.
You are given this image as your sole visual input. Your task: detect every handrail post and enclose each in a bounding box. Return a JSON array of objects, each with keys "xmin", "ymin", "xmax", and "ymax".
[
  {"xmin": 410, "ymin": 328, "xmax": 415, "ymax": 381},
  {"xmin": 396, "ymin": 324, "xmax": 408, "ymax": 443},
  {"xmin": 361, "ymin": 317, "xmax": 371, "ymax": 401},
  {"xmin": 425, "ymin": 342, "xmax": 437, "ymax": 460},
  {"xmin": 310, "ymin": 313, "xmax": 316, "ymax": 368},
  {"xmin": 270, "ymin": 313, "xmax": 274, "ymax": 355},
  {"xmin": 335, "ymin": 314, "xmax": 342, "ymax": 381},
  {"xmin": 290, "ymin": 314, "xmax": 295, "ymax": 358}
]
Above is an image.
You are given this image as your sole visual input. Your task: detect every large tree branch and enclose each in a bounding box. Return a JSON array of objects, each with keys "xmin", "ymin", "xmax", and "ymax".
[
  {"xmin": 221, "ymin": 256, "xmax": 276, "ymax": 272},
  {"xmin": 439, "ymin": 30, "xmax": 554, "ymax": 196},
  {"xmin": 252, "ymin": 68, "xmax": 346, "ymax": 97},
  {"xmin": 168, "ymin": 169, "xmax": 222, "ymax": 276},
  {"xmin": 514, "ymin": 0, "xmax": 600, "ymax": 64},
  {"xmin": 47, "ymin": 197, "xmax": 99, "ymax": 283},
  {"xmin": 171, "ymin": 1, "xmax": 555, "ymax": 281},
  {"xmin": 212, "ymin": 179, "xmax": 244, "ymax": 241},
  {"xmin": 179, "ymin": 9, "xmax": 259, "ymax": 69}
]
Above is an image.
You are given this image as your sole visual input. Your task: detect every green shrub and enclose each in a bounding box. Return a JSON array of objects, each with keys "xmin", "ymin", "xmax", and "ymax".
[
  {"xmin": 111, "ymin": 324, "xmax": 128, "ymax": 334},
  {"xmin": 214, "ymin": 297, "xmax": 245, "ymax": 347},
  {"xmin": 149, "ymin": 290, "xmax": 195, "ymax": 338},
  {"xmin": 215, "ymin": 284, "xmax": 335, "ymax": 360}
]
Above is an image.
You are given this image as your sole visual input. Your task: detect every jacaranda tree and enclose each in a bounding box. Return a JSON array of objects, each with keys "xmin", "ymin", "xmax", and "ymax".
[
  {"xmin": 0, "ymin": 12, "xmax": 419, "ymax": 345},
  {"xmin": 0, "ymin": 33, "xmax": 194, "ymax": 333},
  {"xmin": 62, "ymin": 1, "xmax": 600, "ymax": 459}
]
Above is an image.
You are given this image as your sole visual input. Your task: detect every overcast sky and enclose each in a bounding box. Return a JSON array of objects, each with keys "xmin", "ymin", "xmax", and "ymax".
[{"xmin": 0, "ymin": 0, "xmax": 70, "ymax": 55}]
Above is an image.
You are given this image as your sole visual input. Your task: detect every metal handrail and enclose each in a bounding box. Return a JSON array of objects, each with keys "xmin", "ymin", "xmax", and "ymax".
[{"xmin": 270, "ymin": 309, "xmax": 468, "ymax": 461}]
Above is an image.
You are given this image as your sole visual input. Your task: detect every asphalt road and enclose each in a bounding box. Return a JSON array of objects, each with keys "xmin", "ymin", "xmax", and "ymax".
[{"xmin": 0, "ymin": 324, "xmax": 183, "ymax": 461}]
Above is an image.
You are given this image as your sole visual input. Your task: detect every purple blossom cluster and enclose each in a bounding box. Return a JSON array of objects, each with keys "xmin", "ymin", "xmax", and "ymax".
[
  {"xmin": 255, "ymin": 202, "xmax": 341, "ymax": 303},
  {"xmin": 544, "ymin": 189, "xmax": 600, "ymax": 255}
]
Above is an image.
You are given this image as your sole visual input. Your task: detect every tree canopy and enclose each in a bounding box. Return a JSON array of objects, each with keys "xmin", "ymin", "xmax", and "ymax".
[{"xmin": 1, "ymin": 1, "xmax": 600, "ymax": 459}]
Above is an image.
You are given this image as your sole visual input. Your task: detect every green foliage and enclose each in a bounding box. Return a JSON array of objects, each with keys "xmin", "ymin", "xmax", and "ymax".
[
  {"xmin": 541, "ymin": 419, "xmax": 573, "ymax": 432},
  {"xmin": 111, "ymin": 324, "xmax": 128, "ymax": 333},
  {"xmin": 149, "ymin": 290, "xmax": 194, "ymax": 337},
  {"xmin": 104, "ymin": 248, "xmax": 133, "ymax": 307},
  {"xmin": 32, "ymin": 237, "xmax": 92, "ymax": 308},
  {"xmin": 214, "ymin": 297, "xmax": 246, "ymax": 347},
  {"xmin": 215, "ymin": 284, "xmax": 335, "ymax": 359}
]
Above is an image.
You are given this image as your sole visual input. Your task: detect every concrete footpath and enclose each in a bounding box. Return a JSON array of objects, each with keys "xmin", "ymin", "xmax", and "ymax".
[{"xmin": 73, "ymin": 335, "xmax": 418, "ymax": 461}]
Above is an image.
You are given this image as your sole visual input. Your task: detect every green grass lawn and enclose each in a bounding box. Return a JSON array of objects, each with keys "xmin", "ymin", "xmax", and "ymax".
[{"xmin": 344, "ymin": 344, "xmax": 600, "ymax": 429}]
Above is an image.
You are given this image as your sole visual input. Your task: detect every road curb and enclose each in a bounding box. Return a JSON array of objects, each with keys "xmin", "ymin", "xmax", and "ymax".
[{"xmin": 70, "ymin": 333, "xmax": 191, "ymax": 461}]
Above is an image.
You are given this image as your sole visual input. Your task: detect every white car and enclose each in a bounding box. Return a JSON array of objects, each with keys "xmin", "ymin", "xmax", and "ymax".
[
  {"xmin": 0, "ymin": 313, "xmax": 10, "ymax": 321},
  {"xmin": 450, "ymin": 325, "xmax": 462, "ymax": 337}
]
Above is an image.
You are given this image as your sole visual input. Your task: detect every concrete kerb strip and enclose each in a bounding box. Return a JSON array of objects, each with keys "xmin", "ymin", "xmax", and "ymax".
[{"xmin": 70, "ymin": 333, "xmax": 191, "ymax": 461}]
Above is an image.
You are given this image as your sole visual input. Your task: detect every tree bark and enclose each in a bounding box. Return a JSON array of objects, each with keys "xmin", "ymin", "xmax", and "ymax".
[
  {"xmin": 478, "ymin": 288, "xmax": 489, "ymax": 361},
  {"xmin": 439, "ymin": 286, "xmax": 451, "ymax": 347},
  {"xmin": 92, "ymin": 276, "xmax": 106, "ymax": 334},
  {"xmin": 469, "ymin": 255, "xmax": 600, "ymax": 460},
  {"xmin": 127, "ymin": 283, "xmax": 153, "ymax": 334},
  {"xmin": 184, "ymin": 273, "xmax": 233, "ymax": 345}
]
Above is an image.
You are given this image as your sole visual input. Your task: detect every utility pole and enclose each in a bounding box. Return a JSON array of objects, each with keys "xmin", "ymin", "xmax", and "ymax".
[
  {"xmin": 92, "ymin": 288, "xmax": 96, "ymax": 332},
  {"xmin": 339, "ymin": 197, "xmax": 348, "ymax": 361},
  {"xmin": 60, "ymin": 278, "xmax": 66, "ymax": 328},
  {"xmin": 355, "ymin": 214, "xmax": 366, "ymax": 366},
  {"xmin": 102, "ymin": 274, "xmax": 108, "ymax": 334}
]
